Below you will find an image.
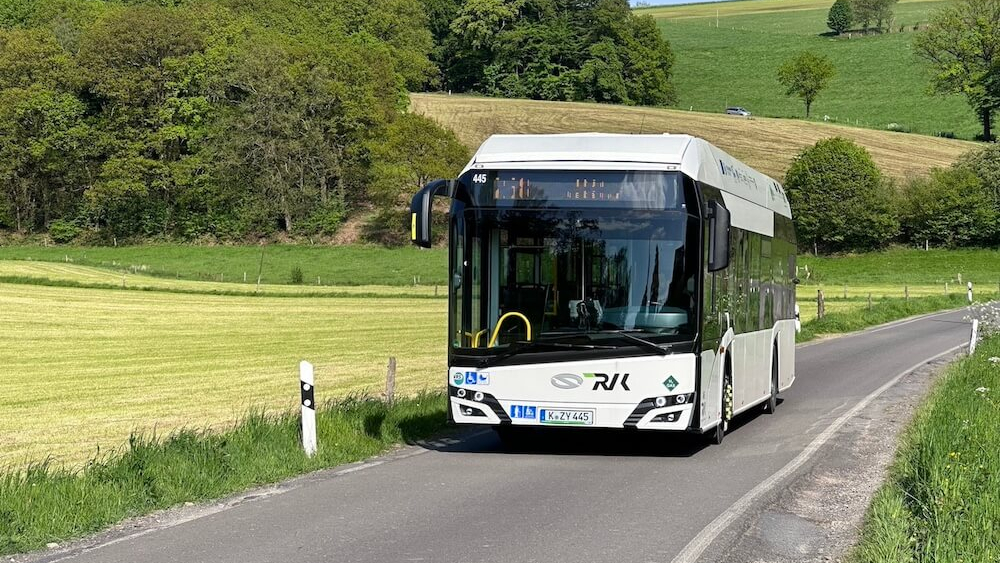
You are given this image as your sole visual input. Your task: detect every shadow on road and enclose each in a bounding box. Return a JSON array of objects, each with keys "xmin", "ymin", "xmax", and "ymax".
[{"xmin": 418, "ymin": 401, "xmax": 781, "ymax": 459}]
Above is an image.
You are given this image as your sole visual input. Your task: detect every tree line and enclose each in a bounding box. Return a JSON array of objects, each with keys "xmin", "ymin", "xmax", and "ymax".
[
  {"xmin": 424, "ymin": 0, "xmax": 677, "ymax": 106},
  {"xmin": 0, "ymin": 0, "xmax": 470, "ymax": 244},
  {"xmin": 786, "ymin": 138, "xmax": 1000, "ymax": 254},
  {"xmin": 0, "ymin": 0, "xmax": 675, "ymax": 244}
]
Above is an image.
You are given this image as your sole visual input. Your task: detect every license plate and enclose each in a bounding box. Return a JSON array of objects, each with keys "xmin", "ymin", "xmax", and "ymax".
[{"xmin": 540, "ymin": 408, "xmax": 594, "ymax": 426}]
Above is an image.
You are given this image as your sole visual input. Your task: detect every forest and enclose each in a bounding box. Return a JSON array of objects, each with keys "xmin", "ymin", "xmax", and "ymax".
[{"xmin": 0, "ymin": 0, "xmax": 670, "ymax": 243}]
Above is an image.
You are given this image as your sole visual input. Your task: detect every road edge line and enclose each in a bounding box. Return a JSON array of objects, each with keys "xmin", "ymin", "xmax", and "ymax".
[{"xmin": 669, "ymin": 342, "xmax": 965, "ymax": 563}]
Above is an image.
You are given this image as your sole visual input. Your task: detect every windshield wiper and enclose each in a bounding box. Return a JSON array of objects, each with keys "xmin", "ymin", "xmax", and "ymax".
[
  {"xmin": 477, "ymin": 340, "xmax": 616, "ymax": 368},
  {"xmin": 599, "ymin": 330, "xmax": 671, "ymax": 356}
]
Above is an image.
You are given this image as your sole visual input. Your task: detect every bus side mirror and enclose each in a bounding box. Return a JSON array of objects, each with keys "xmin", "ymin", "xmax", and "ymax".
[
  {"xmin": 707, "ymin": 200, "xmax": 731, "ymax": 272},
  {"xmin": 410, "ymin": 179, "xmax": 452, "ymax": 248}
]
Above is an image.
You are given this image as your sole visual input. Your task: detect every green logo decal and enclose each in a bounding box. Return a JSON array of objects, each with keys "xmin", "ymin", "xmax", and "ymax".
[
  {"xmin": 452, "ymin": 372, "xmax": 464, "ymax": 385},
  {"xmin": 663, "ymin": 376, "xmax": 679, "ymax": 391}
]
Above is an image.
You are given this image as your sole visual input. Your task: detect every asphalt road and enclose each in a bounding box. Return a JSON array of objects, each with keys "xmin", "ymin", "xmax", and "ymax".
[{"xmin": 41, "ymin": 310, "xmax": 971, "ymax": 563}]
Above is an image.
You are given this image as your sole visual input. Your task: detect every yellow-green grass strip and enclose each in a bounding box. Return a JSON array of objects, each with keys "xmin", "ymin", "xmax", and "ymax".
[{"xmin": 0, "ymin": 283, "xmax": 446, "ymax": 469}]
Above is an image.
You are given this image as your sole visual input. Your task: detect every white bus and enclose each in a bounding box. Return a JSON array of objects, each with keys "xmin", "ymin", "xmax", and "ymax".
[{"xmin": 410, "ymin": 134, "xmax": 798, "ymax": 445}]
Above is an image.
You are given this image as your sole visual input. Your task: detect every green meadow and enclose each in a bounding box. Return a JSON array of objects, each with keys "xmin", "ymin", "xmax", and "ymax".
[{"xmin": 650, "ymin": 0, "xmax": 980, "ymax": 138}]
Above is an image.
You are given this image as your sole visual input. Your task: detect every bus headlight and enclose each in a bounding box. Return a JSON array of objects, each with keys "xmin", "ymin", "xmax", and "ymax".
[
  {"xmin": 474, "ymin": 391, "xmax": 485, "ymax": 402},
  {"xmin": 675, "ymin": 394, "xmax": 687, "ymax": 404},
  {"xmin": 655, "ymin": 396, "xmax": 667, "ymax": 408},
  {"xmin": 457, "ymin": 388, "xmax": 467, "ymax": 398}
]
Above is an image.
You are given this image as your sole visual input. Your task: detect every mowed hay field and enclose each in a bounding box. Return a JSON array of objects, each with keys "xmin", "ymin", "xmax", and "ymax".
[
  {"xmin": 641, "ymin": 0, "xmax": 979, "ymax": 138},
  {"xmin": 0, "ymin": 282, "xmax": 446, "ymax": 468},
  {"xmin": 410, "ymin": 94, "xmax": 977, "ymax": 181}
]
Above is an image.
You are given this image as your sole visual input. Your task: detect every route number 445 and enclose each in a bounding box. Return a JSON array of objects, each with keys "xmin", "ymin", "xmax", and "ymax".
[{"xmin": 473, "ymin": 173, "xmax": 488, "ymax": 184}]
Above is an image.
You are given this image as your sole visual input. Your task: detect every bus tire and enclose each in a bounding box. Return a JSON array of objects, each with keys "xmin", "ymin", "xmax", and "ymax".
[
  {"xmin": 763, "ymin": 345, "xmax": 778, "ymax": 414},
  {"xmin": 710, "ymin": 359, "xmax": 733, "ymax": 445}
]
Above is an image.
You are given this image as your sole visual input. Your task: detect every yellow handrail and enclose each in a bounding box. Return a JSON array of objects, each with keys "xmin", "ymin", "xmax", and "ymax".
[
  {"xmin": 488, "ymin": 312, "xmax": 532, "ymax": 348},
  {"xmin": 470, "ymin": 329, "xmax": 488, "ymax": 348}
]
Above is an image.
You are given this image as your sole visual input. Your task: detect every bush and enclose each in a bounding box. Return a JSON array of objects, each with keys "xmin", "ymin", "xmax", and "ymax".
[
  {"xmin": 935, "ymin": 131, "xmax": 956, "ymax": 139},
  {"xmin": 886, "ymin": 122, "xmax": 909, "ymax": 133},
  {"xmin": 784, "ymin": 137, "xmax": 899, "ymax": 253},
  {"xmin": 289, "ymin": 266, "xmax": 303, "ymax": 284},
  {"xmin": 900, "ymin": 166, "xmax": 999, "ymax": 247},
  {"xmin": 48, "ymin": 220, "xmax": 81, "ymax": 244}
]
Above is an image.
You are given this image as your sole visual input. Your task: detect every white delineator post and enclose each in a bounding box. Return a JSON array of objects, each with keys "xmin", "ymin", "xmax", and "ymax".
[
  {"xmin": 970, "ymin": 319, "xmax": 979, "ymax": 355},
  {"xmin": 967, "ymin": 281, "xmax": 974, "ymax": 304},
  {"xmin": 300, "ymin": 361, "xmax": 317, "ymax": 457}
]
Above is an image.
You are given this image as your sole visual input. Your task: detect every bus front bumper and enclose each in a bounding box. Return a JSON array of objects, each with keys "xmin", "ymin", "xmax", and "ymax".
[{"xmin": 448, "ymin": 387, "xmax": 696, "ymax": 431}]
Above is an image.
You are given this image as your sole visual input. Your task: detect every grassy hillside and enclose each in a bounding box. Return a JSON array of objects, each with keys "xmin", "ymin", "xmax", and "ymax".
[
  {"xmin": 411, "ymin": 93, "xmax": 977, "ymax": 181},
  {"xmin": 640, "ymin": 0, "xmax": 979, "ymax": 138}
]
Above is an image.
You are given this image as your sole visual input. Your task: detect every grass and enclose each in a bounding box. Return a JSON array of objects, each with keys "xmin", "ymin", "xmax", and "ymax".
[
  {"xmin": 411, "ymin": 93, "xmax": 977, "ymax": 182},
  {"xmin": 636, "ymin": 0, "xmax": 933, "ymax": 19},
  {"xmin": 0, "ymin": 244, "xmax": 448, "ymax": 287},
  {"xmin": 794, "ymin": 248, "xmax": 1000, "ymax": 322},
  {"xmin": 796, "ymin": 293, "xmax": 974, "ymax": 341},
  {"xmin": 644, "ymin": 0, "xmax": 980, "ymax": 139},
  {"xmin": 0, "ymin": 283, "xmax": 446, "ymax": 468},
  {"xmin": 852, "ymin": 334, "xmax": 1000, "ymax": 562},
  {"xmin": 799, "ymin": 248, "xmax": 1000, "ymax": 286},
  {"xmin": 0, "ymin": 393, "xmax": 449, "ymax": 556},
  {"xmin": 0, "ymin": 260, "xmax": 445, "ymax": 298}
]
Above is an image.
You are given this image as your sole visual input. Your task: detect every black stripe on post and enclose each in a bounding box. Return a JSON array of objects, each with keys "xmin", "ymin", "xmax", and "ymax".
[{"xmin": 301, "ymin": 381, "xmax": 315, "ymax": 410}]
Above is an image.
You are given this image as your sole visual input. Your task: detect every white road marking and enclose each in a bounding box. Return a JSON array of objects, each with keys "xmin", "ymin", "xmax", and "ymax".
[{"xmin": 669, "ymin": 342, "xmax": 965, "ymax": 563}]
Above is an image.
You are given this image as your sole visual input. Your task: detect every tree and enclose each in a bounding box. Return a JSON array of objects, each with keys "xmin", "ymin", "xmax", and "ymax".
[
  {"xmin": 914, "ymin": 0, "xmax": 1000, "ymax": 141},
  {"xmin": 784, "ymin": 137, "xmax": 899, "ymax": 253},
  {"xmin": 899, "ymin": 167, "xmax": 998, "ymax": 247},
  {"xmin": 366, "ymin": 113, "xmax": 469, "ymax": 244},
  {"xmin": 851, "ymin": 0, "xmax": 896, "ymax": 31},
  {"xmin": 777, "ymin": 52, "xmax": 835, "ymax": 117},
  {"xmin": 956, "ymin": 144, "xmax": 1000, "ymax": 207},
  {"xmin": 439, "ymin": 0, "xmax": 675, "ymax": 106},
  {"xmin": 827, "ymin": 0, "xmax": 853, "ymax": 34},
  {"xmin": 0, "ymin": 86, "xmax": 93, "ymax": 232}
]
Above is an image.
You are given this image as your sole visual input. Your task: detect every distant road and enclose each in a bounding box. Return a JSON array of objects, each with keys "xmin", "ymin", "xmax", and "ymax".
[{"xmin": 37, "ymin": 310, "xmax": 969, "ymax": 563}]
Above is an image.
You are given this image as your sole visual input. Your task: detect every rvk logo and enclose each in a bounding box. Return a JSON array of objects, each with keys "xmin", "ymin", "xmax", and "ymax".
[{"xmin": 584, "ymin": 373, "xmax": 630, "ymax": 391}]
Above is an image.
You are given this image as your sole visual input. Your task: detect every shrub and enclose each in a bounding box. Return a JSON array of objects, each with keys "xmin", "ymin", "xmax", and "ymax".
[
  {"xmin": 48, "ymin": 220, "xmax": 81, "ymax": 244},
  {"xmin": 900, "ymin": 167, "xmax": 999, "ymax": 247},
  {"xmin": 289, "ymin": 266, "xmax": 303, "ymax": 285},
  {"xmin": 935, "ymin": 131, "xmax": 956, "ymax": 139},
  {"xmin": 784, "ymin": 137, "xmax": 899, "ymax": 253}
]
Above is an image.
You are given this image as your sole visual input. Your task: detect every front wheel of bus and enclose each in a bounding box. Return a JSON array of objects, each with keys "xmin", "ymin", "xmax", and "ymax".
[
  {"xmin": 710, "ymin": 364, "xmax": 733, "ymax": 445},
  {"xmin": 763, "ymin": 346, "xmax": 778, "ymax": 414}
]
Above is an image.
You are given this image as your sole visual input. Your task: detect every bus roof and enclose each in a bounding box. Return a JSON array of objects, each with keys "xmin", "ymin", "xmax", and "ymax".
[{"xmin": 464, "ymin": 133, "xmax": 792, "ymax": 220}]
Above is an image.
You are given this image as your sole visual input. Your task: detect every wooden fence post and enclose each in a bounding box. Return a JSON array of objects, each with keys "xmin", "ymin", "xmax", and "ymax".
[
  {"xmin": 904, "ymin": 285, "xmax": 909, "ymax": 302},
  {"xmin": 817, "ymin": 289, "xmax": 825, "ymax": 319},
  {"xmin": 867, "ymin": 293, "xmax": 872, "ymax": 311},
  {"xmin": 386, "ymin": 357, "xmax": 397, "ymax": 406}
]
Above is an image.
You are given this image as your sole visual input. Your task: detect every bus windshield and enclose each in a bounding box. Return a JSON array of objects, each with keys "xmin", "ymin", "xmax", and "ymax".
[{"xmin": 451, "ymin": 171, "xmax": 700, "ymax": 356}]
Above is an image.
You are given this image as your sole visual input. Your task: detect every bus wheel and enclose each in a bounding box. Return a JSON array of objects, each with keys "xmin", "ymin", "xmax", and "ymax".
[
  {"xmin": 710, "ymin": 363, "xmax": 733, "ymax": 445},
  {"xmin": 763, "ymin": 346, "xmax": 778, "ymax": 414}
]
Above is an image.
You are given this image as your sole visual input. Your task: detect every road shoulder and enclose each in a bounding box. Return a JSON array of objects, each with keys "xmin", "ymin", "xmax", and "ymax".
[{"xmin": 709, "ymin": 351, "xmax": 961, "ymax": 563}]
